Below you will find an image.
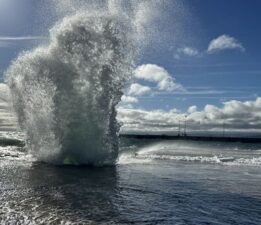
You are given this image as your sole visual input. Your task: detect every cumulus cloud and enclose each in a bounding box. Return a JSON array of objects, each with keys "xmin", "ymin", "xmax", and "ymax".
[
  {"xmin": 207, "ymin": 35, "xmax": 245, "ymax": 53},
  {"xmin": 134, "ymin": 64, "xmax": 184, "ymax": 92},
  {"xmin": 188, "ymin": 105, "xmax": 197, "ymax": 113},
  {"xmin": 121, "ymin": 95, "xmax": 138, "ymax": 103},
  {"xmin": 117, "ymin": 97, "xmax": 261, "ymax": 133},
  {"xmin": 128, "ymin": 83, "xmax": 151, "ymax": 96},
  {"xmin": 118, "ymin": 107, "xmax": 180, "ymax": 133},
  {"xmin": 177, "ymin": 47, "xmax": 199, "ymax": 57}
]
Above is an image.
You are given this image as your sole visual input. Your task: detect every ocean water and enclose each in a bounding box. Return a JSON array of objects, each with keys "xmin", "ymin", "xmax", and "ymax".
[{"xmin": 0, "ymin": 133, "xmax": 260, "ymax": 224}]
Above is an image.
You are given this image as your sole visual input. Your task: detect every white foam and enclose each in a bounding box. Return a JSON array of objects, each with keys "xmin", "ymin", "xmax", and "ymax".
[
  {"xmin": 137, "ymin": 154, "xmax": 222, "ymax": 164},
  {"xmin": 229, "ymin": 157, "xmax": 261, "ymax": 166},
  {"xmin": 5, "ymin": 1, "xmax": 157, "ymax": 165},
  {"xmin": 117, "ymin": 152, "xmax": 152, "ymax": 165}
]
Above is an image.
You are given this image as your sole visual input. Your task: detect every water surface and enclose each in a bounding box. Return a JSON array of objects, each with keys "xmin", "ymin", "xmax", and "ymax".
[{"xmin": 0, "ymin": 137, "xmax": 261, "ymax": 224}]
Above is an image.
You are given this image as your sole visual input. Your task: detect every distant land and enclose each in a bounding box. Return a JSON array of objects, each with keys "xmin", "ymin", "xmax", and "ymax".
[{"xmin": 120, "ymin": 133, "xmax": 261, "ymax": 143}]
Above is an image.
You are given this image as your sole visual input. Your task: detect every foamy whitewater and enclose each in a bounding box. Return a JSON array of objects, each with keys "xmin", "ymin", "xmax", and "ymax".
[
  {"xmin": 119, "ymin": 139, "xmax": 261, "ymax": 166},
  {"xmin": 5, "ymin": 1, "xmax": 151, "ymax": 165}
]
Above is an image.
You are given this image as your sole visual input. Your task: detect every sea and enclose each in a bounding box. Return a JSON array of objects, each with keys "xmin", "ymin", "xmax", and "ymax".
[{"xmin": 0, "ymin": 132, "xmax": 260, "ymax": 225}]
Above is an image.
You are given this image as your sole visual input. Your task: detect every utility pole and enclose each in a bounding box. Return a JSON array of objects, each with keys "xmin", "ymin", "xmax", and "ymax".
[
  {"xmin": 222, "ymin": 120, "xmax": 225, "ymax": 137},
  {"xmin": 184, "ymin": 115, "xmax": 187, "ymax": 136},
  {"xmin": 178, "ymin": 120, "xmax": 181, "ymax": 136}
]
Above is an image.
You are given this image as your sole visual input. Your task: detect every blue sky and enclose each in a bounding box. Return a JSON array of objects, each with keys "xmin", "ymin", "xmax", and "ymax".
[
  {"xmin": 0, "ymin": 0, "xmax": 261, "ymax": 132},
  {"xmin": 134, "ymin": 0, "xmax": 261, "ymax": 111}
]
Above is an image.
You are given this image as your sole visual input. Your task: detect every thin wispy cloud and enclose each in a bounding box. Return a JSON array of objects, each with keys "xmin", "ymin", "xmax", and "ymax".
[
  {"xmin": 194, "ymin": 70, "xmax": 261, "ymax": 76},
  {"xmin": 174, "ymin": 62, "xmax": 259, "ymax": 68},
  {"xmin": 0, "ymin": 36, "xmax": 48, "ymax": 48},
  {"xmin": 175, "ymin": 46, "xmax": 200, "ymax": 59},
  {"xmin": 0, "ymin": 36, "xmax": 47, "ymax": 41},
  {"xmin": 155, "ymin": 90, "xmax": 225, "ymax": 96}
]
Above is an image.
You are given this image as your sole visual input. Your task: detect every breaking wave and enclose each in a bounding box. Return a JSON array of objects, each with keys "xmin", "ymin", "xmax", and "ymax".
[
  {"xmin": 118, "ymin": 151, "xmax": 261, "ymax": 166},
  {"xmin": 118, "ymin": 141, "xmax": 261, "ymax": 166}
]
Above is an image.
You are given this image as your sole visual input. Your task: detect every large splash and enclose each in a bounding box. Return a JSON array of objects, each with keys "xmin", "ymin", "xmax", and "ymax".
[{"xmin": 5, "ymin": 1, "xmax": 149, "ymax": 165}]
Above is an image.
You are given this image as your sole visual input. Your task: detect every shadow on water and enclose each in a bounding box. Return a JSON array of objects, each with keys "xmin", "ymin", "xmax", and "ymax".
[{"xmin": 23, "ymin": 163, "xmax": 121, "ymax": 223}]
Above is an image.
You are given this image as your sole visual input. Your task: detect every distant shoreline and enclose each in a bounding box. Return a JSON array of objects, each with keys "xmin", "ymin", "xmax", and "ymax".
[
  {"xmin": 120, "ymin": 134, "xmax": 261, "ymax": 143},
  {"xmin": 1, "ymin": 134, "xmax": 261, "ymax": 147}
]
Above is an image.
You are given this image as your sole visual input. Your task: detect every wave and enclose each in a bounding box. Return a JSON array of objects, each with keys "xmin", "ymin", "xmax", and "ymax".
[
  {"xmin": 118, "ymin": 140, "xmax": 261, "ymax": 166},
  {"xmin": 118, "ymin": 152, "xmax": 261, "ymax": 166}
]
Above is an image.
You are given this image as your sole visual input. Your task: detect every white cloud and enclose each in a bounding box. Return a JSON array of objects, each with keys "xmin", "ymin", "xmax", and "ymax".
[
  {"xmin": 157, "ymin": 77, "xmax": 184, "ymax": 92},
  {"xmin": 207, "ymin": 35, "xmax": 245, "ymax": 53},
  {"xmin": 128, "ymin": 83, "xmax": 151, "ymax": 96},
  {"xmin": 188, "ymin": 105, "xmax": 197, "ymax": 113},
  {"xmin": 118, "ymin": 107, "xmax": 180, "ymax": 132},
  {"xmin": 121, "ymin": 95, "xmax": 138, "ymax": 103},
  {"xmin": 177, "ymin": 47, "xmax": 199, "ymax": 57},
  {"xmin": 0, "ymin": 36, "xmax": 46, "ymax": 41},
  {"xmin": 134, "ymin": 64, "xmax": 184, "ymax": 92},
  {"xmin": 117, "ymin": 97, "xmax": 261, "ymax": 133},
  {"xmin": 0, "ymin": 36, "xmax": 47, "ymax": 48}
]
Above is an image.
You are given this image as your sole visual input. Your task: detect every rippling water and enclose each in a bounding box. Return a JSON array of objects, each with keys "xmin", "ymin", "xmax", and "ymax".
[{"xmin": 0, "ymin": 134, "xmax": 261, "ymax": 224}]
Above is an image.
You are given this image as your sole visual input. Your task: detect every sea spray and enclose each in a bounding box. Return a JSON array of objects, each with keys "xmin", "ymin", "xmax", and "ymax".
[
  {"xmin": 6, "ymin": 11, "xmax": 137, "ymax": 165},
  {"xmin": 5, "ymin": 0, "xmax": 169, "ymax": 165}
]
